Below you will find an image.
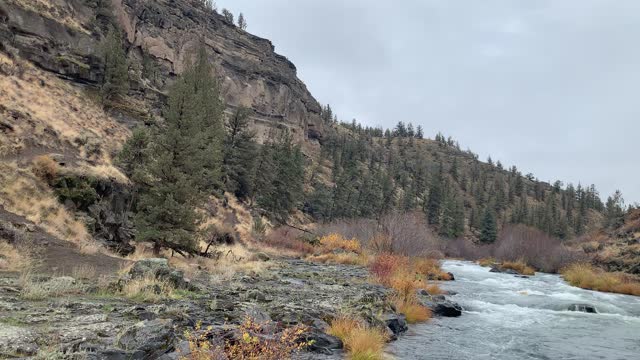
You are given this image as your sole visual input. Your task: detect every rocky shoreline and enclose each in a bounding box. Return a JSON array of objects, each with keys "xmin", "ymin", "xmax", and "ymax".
[{"xmin": 0, "ymin": 256, "xmax": 460, "ymax": 359}]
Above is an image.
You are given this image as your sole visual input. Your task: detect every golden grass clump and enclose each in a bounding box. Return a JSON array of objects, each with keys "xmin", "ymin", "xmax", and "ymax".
[
  {"xmin": 120, "ymin": 275, "xmax": 178, "ymax": 303},
  {"xmin": 319, "ymin": 233, "xmax": 362, "ymax": 253},
  {"xmin": 477, "ymin": 258, "xmax": 496, "ymax": 267},
  {"xmin": 562, "ymin": 263, "xmax": 640, "ymax": 296},
  {"xmin": 392, "ymin": 296, "xmax": 432, "ymax": 324},
  {"xmin": 412, "ymin": 258, "xmax": 451, "ymax": 280},
  {"xmin": 327, "ymin": 315, "xmax": 388, "ymax": 360},
  {"xmin": 0, "ymin": 241, "xmax": 33, "ymax": 272},
  {"xmin": 501, "ymin": 260, "xmax": 536, "ymax": 276}
]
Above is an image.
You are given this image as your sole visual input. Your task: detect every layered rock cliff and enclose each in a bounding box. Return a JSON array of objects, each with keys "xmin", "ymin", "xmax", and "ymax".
[{"xmin": 0, "ymin": 0, "xmax": 325, "ymax": 143}]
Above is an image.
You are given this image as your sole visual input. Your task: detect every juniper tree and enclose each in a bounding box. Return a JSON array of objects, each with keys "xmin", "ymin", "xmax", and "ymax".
[
  {"xmin": 134, "ymin": 46, "xmax": 224, "ymax": 253},
  {"xmin": 222, "ymin": 107, "xmax": 257, "ymax": 198},
  {"xmin": 480, "ymin": 208, "xmax": 497, "ymax": 243},
  {"xmin": 100, "ymin": 26, "xmax": 128, "ymax": 101},
  {"xmin": 238, "ymin": 12, "xmax": 247, "ymax": 30},
  {"xmin": 222, "ymin": 8, "xmax": 234, "ymax": 23},
  {"xmin": 117, "ymin": 127, "xmax": 149, "ymax": 179}
]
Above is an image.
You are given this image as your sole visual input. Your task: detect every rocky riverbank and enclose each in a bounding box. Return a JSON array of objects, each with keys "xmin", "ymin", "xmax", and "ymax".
[{"xmin": 0, "ymin": 255, "xmax": 459, "ymax": 359}]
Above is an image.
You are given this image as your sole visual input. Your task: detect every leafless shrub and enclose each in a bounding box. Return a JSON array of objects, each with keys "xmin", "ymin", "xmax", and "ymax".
[
  {"xmin": 493, "ymin": 225, "xmax": 585, "ymax": 273},
  {"xmin": 379, "ymin": 211, "xmax": 440, "ymax": 256}
]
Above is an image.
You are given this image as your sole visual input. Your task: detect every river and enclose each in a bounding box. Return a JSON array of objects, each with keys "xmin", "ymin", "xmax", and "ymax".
[{"xmin": 387, "ymin": 260, "xmax": 640, "ymax": 360}]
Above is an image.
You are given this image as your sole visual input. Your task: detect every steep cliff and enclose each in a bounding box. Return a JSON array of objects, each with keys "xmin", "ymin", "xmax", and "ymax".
[{"xmin": 0, "ymin": 0, "xmax": 325, "ymax": 143}]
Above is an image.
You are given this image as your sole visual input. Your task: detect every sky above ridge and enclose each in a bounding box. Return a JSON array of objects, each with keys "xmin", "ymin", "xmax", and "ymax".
[{"xmin": 218, "ymin": 0, "xmax": 640, "ymax": 204}]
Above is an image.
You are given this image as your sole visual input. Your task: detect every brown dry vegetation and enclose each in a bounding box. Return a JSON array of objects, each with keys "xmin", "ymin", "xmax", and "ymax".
[
  {"xmin": 0, "ymin": 163, "xmax": 101, "ymax": 254},
  {"xmin": 0, "ymin": 241, "xmax": 32, "ymax": 272},
  {"xmin": 562, "ymin": 263, "xmax": 640, "ymax": 296},
  {"xmin": 183, "ymin": 317, "xmax": 310, "ymax": 360},
  {"xmin": 327, "ymin": 315, "xmax": 389, "ymax": 360},
  {"xmin": 500, "ymin": 260, "xmax": 536, "ymax": 276}
]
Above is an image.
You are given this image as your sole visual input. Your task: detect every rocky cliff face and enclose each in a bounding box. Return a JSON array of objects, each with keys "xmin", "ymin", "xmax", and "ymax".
[{"xmin": 0, "ymin": 0, "xmax": 325, "ymax": 143}]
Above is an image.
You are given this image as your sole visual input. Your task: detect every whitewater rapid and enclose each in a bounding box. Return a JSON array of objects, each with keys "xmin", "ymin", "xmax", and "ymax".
[{"xmin": 388, "ymin": 260, "xmax": 640, "ymax": 360}]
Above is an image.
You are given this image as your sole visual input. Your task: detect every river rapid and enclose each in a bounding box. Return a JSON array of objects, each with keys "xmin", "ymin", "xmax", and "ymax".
[{"xmin": 388, "ymin": 260, "xmax": 640, "ymax": 360}]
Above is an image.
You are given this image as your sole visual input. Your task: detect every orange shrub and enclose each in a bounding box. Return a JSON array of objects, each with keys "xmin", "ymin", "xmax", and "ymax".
[
  {"xmin": 369, "ymin": 253, "xmax": 408, "ymax": 286},
  {"xmin": 319, "ymin": 233, "xmax": 361, "ymax": 253}
]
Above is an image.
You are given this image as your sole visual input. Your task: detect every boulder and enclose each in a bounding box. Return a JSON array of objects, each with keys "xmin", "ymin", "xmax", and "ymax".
[
  {"xmin": 381, "ymin": 313, "xmax": 408, "ymax": 335},
  {"xmin": 115, "ymin": 319, "xmax": 175, "ymax": 358},
  {"xmin": 567, "ymin": 304, "xmax": 598, "ymax": 313},
  {"xmin": 490, "ymin": 266, "xmax": 519, "ymax": 275},
  {"xmin": 305, "ymin": 331, "xmax": 343, "ymax": 354},
  {"xmin": 418, "ymin": 294, "xmax": 463, "ymax": 317}
]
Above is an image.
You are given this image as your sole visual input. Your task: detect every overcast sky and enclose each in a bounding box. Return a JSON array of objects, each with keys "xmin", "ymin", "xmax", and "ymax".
[{"xmin": 218, "ymin": 0, "xmax": 639, "ymax": 204}]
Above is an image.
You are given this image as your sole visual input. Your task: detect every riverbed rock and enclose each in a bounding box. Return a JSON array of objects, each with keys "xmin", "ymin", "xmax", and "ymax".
[
  {"xmin": 567, "ymin": 304, "xmax": 598, "ymax": 313},
  {"xmin": 489, "ymin": 266, "xmax": 519, "ymax": 275},
  {"xmin": 115, "ymin": 318, "xmax": 175, "ymax": 357},
  {"xmin": 418, "ymin": 294, "xmax": 463, "ymax": 317},
  {"xmin": 382, "ymin": 313, "xmax": 409, "ymax": 335}
]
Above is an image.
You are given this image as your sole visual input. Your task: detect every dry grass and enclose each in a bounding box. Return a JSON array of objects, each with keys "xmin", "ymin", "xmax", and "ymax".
[
  {"xmin": 319, "ymin": 233, "xmax": 362, "ymax": 253},
  {"xmin": 0, "ymin": 163, "xmax": 101, "ymax": 254},
  {"xmin": 19, "ymin": 271, "xmax": 81, "ymax": 300},
  {"xmin": 307, "ymin": 252, "xmax": 370, "ymax": 266},
  {"xmin": 477, "ymin": 258, "xmax": 496, "ymax": 267},
  {"xmin": 31, "ymin": 155, "xmax": 58, "ymax": 183},
  {"xmin": 327, "ymin": 316, "xmax": 388, "ymax": 360},
  {"xmin": 392, "ymin": 296, "xmax": 431, "ymax": 324},
  {"xmin": 501, "ymin": 260, "xmax": 536, "ymax": 276},
  {"xmin": 70, "ymin": 264, "xmax": 97, "ymax": 280},
  {"xmin": 562, "ymin": 263, "xmax": 640, "ymax": 296},
  {"xmin": 412, "ymin": 258, "xmax": 451, "ymax": 280},
  {"xmin": 0, "ymin": 241, "xmax": 33, "ymax": 272},
  {"xmin": 128, "ymin": 243, "xmax": 274, "ymax": 283},
  {"xmin": 9, "ymin": 0, "xmax": 91, "ymax": 34},
  {"xmin": 0, "ymin": 52, "xmax": 130, "ymax": 159},
  {"xmin": 120, "ymin": 275, "xmax": 179, "ymax": 303},
  {"xmin": 423, "ymin": 282, "xmax": 443, "ymax": 295}
]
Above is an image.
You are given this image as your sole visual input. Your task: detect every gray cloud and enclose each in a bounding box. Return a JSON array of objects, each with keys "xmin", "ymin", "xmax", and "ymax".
[{"xmin": 219, "ymin": 0, "xmax": 640, "ymax": 204}]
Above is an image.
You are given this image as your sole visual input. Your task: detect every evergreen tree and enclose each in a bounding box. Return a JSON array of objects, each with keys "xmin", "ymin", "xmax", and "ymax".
[
  {"xmin": 415, "ymin": 125, "xmax": 424, "ymax": 139},
  {"xmin": 100, "ymin": 26, "xmax": 128, "ymax": 101},
  {"xmin": 117, "ymin": 127, "xmax": 149, "ymax": 179},
  {"xmin": 222, "ymin": 8, "xmax": 234, "ymax": 23},
  {"xmin": 222, "ymin": 107, "xmax": 257, "ymax": 198},
  {"xmin": 134, "ymin": 46, "xmax": 224, "ymax": 253},
  {"xmin": 254, "ymin": 130, "xmax": 305, "ymax": 223},
  {"xmin": 479, "ymin": 208, "xmax": 497, "ymax": 243},
  {"xmin": 237, "ymin": 12, "xmax": 247, "ymax": 30}
]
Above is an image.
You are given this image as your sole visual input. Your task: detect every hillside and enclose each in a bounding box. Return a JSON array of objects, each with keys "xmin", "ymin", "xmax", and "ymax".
[
  {"xmin": 0, "ymin": 0, "xmax": 632, "ymax": 255},
  {"xmin": 1, "ymin": 0, "xmax": 639, "ymax": 359}
]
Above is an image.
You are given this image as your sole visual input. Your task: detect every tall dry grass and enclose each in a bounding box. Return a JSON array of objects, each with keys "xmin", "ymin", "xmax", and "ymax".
[
  {"xmin": 562, "ymin": 263, "xmax": 640, "ymax": 296},
  {"xmin": 327, "ymin": 316, "xmax": 389, "ymax": 360}
]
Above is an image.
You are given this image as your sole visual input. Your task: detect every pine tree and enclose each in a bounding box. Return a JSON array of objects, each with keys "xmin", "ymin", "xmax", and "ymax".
[
  {"xmin": 222, "ymin": 107, "xmax": 257, "ymax": 198},
  {"xmin": 117, "ymin": 127, "xmax": 149, "ymax": 179},
  {"xmin": 254, "ymin": 130, "xmax": 305, "ymax": 223},
  {"xmin": 100, "ymin": 26, "xmax": 128, "ymax": 101},
  {"xmin": 134, "ymin": 46, "xmax": 224, "ymax": 253},
  {"xmin": 237, "ymin": 12, "xmax": 247, "ymax": 30},
  {"xmin": 415, "ymin": 125, "xmax": 424, "ymax": 139},
  {"xmin": 479, "ymin": 208, "xmax": 497, "ymax": 243},
  {"xmin": 222, "ymin": 8, "xmax": 234, "ymax": 23}
]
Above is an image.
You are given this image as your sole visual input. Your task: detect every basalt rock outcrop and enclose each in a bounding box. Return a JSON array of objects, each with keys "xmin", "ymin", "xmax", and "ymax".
[{"xmin": 0, "ymin": 0, "xmax": 326, "ymax": 143}]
